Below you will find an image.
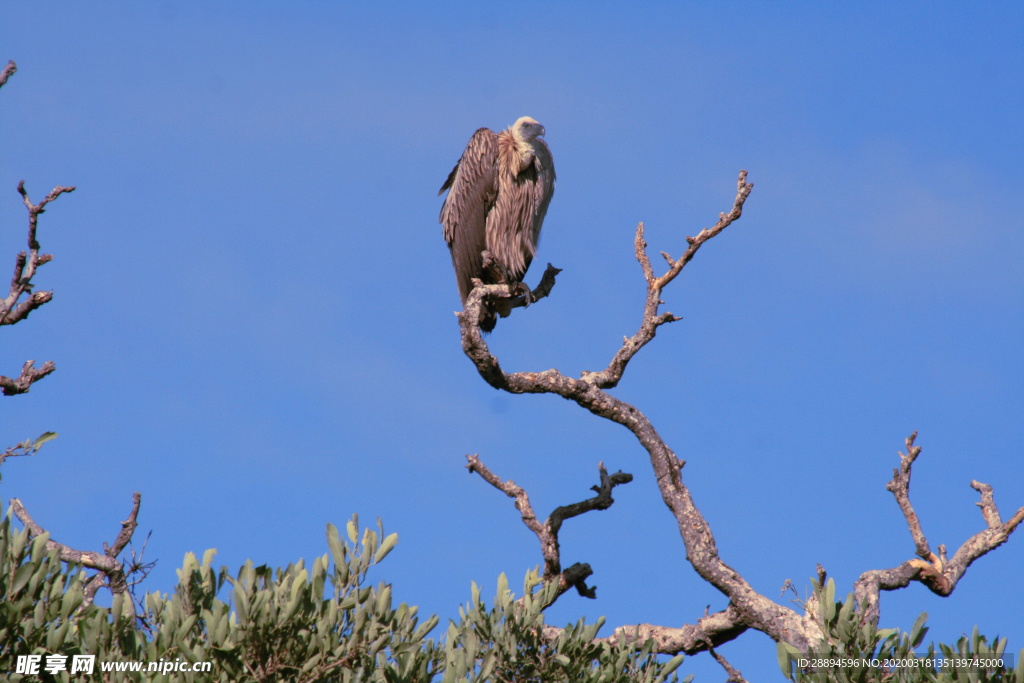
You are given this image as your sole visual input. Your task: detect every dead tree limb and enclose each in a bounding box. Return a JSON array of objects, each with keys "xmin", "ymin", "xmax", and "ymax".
[
  {"xmin": 853, "ymin": 437, "xmax": 1024, "ymax": 624},
  {"xmin": 11, "ymin": 493, "xmax": 143, "ymax": 615},
  {"xmin": 466, "ymin": 454, "xmax": 631, "ymax": 606},
  {"xmin": 0, "ymin": 62, "xmax": 75, "ymax": 395},
  {"xmin": 1, "ymin": 181, "xmax": 76, "ymax": 329},
  {"xmin": 542, "ymin": 605, "xmax": 750, "ymax": 656},
  {"xmin": 0, "ymin": 60, "xmax": 16, "ymax": 90},
  {"xmin": 886, "ymin": 432, "xmax": 933, "ymax": 562},
  {"xmin": 0, "ymin": 359, "xmax": 56, "ymax": 396},
  {"xmin": 456, "ymin": 169, "xmax": 1022, "ymax": 656}
]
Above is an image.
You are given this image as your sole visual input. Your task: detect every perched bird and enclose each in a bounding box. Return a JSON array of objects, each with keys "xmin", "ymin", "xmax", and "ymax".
[{"xmin": 439, "ymin": 116, "xmax": 555, "ymax": 331}]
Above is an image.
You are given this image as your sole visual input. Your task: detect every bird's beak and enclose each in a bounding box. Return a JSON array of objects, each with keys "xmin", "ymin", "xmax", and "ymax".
[{"xmin": 539, "ymin": 126, "xmax": 546, "ymax": 137}]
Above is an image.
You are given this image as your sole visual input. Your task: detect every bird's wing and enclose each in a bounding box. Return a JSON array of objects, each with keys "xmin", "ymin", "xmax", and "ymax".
[
  {"xmin": 440, "ymin": 128, "xmax": 498, "ymax": 245},
  {"xmin": 529, "ymin": 137, "xmax": 556, "ymax": 250},
  {"xmin": 440, "ymin": 128, "xmax": 499, "ymax": 303}
]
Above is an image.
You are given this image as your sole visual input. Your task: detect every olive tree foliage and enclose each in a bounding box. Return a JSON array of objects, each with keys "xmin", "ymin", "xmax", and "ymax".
[
  {"xmin": 0, "ymin": 513, "xmax": 443, "ymax": 682},
  {"xmin": 777, "ymin": 577, "xmax": 1023, "ymax": 683},
  {"xmin": 0, "ymin": 509, "xmax": 687, "ymax": 683}
]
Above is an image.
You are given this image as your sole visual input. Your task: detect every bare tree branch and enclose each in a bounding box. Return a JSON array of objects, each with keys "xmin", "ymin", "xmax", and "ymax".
[
  {"xmin": 548, "ymin": 461, "xmax": 633, "ymax": 536},
  {"xmin": 0, "ymin": 181, "xmax": 75, "ymax": 392},
  {"xmin": 1, "ymin": 181, "xmax": 76, "ymax": 326},
  {"xmin": 0, "ymin": 60, "xmax": 76, "ymax": 393},
  {"xmin": 122, "ymin": 531, "xmax": 158, "ymax": 632},
  {"xmin": 541, "ymin": 603, "xmax": 751, "ymax": 656},
  {"xmin": 885, "ymin": 432, "xmax": 933, "ymax": 562},
  {"xmin": 708, "ymin": 647, "xmax": 749, "ymax": 683},
  {"xmin": 479, "ymin": 251, "xmax": 563, "ymax": 320},
  {"xmin": 853, "ymin": 437, "xmax": 1024, "ymax": 624},
  {"xmin": 466, "ymin": 454, "xmax": 632, "ymax": 605},
  {"xmin": 11, "ymin": 493, "xmax": 143, "ymax": 614},
  {"xmin": 0, "ymin": 359, "xmax": 55, "ymax": 395},
  {"xmin": 0, "ymin": 60, "xmax": 15, "ymax": 90}
]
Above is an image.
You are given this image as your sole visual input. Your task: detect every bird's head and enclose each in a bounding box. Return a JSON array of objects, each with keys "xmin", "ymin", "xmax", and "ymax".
[{"xmin": 512, "ymin": 116, "xmax": 546, "ymax": 141}]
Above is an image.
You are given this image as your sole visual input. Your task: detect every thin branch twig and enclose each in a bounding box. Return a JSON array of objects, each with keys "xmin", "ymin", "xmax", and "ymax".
[
  {"xmin": 0, "ymin": 61, "xmax": 15, "ymax": 90},
  {"xmin": 708, "ymin": 647, "xmax": 749, "ymax": 683}
]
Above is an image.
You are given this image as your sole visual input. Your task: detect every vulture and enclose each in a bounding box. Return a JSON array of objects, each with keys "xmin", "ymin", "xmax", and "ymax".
[{"xmin": 439, "ymin": 116, "xmax": 555, "ymax": 332}]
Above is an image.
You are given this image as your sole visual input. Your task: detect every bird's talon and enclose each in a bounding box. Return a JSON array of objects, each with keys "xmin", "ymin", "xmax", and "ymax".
[{"xmin": 518, "ymin": 282, "xmax": 532, "ymax": 307}]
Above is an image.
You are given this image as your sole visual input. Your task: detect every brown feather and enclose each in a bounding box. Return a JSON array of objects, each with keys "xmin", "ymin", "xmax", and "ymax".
[{"xmin": 439, "ymin": 128, "xmax": 499, "ymax": 310}]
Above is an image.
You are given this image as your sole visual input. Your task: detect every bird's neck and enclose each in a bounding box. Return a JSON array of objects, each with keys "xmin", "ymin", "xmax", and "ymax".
[
  {"xmin": 509, "ymin": 131, "xmax": 536, "ymax": 173},
  {"xmin": 516, "ymin": 135, "xmax": 535, "ymax": 159}
]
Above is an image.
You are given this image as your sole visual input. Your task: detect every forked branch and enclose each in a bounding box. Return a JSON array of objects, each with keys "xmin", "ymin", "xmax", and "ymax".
[
  {"xmin": 1, "ymin": 181, "xmax": 76, "ymax": 328},
  {"xmin": 11, "ymin": 493, "xmax": 143, "ymax": 614},
  {"xmin": 466, "ymin": 454, "xmax": 632, "ymax": 605},
  {"xmin": 0, "ymin": 359, "xmax": 56, "ymax": 396},
  {"xmin": 854, "ymin": 436, "xmax": 1024, "ymax": 623}
]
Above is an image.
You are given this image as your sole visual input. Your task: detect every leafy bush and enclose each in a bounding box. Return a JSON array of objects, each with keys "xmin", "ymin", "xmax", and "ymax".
[
  {"xmin": 3, "ymin": 503, "xmax": 1018, "ymax": 683},
  {"xmin": 441, "ymin": 569, "xmax": 683, "ymax": 683},
  {"xmin": 778, "ymin": 579, "xmax": 1024, "ymax": 683},
  {"xmin": 0, "ymin": 507, "xmax": 683, "ymax": 682}
]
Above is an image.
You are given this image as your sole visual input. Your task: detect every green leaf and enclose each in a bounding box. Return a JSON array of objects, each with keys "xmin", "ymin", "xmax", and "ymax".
[
  {"xmin": 496, "ymin": 573, "xmax": 509, "ymax": 603},
  {"xmin": 233, "ymin": 581, "xmax": 250, "ymax": 624},
  {"xmin": 878, "ymin": 627, "xmax": 897, "ymax": 642},
  {"xmin": 479, "ymin": 652, "xmax": 495, "ymax": 681},
  {"xmin": 373, "ymin": 532, "xmax": 398, "ymax": 564},
  {"xmin": 30, "ymin": 531, "xmax": 50, "ymax": 562},
  {"xmin": 111, "ymin": 592, "xmax": 124, "ymax": 621},
  {"xmin": 347, "ymin": 515, "xmax": 359, "ymax": 544},
  {"xmin": 11, "ymin": 563, "xmax": 34, "ymax": 595},
  {"xmin": 838, "ymin": 592, "xmax": 854, "ymax": 624},
  {"xmin": 777, "ymin": 641, "xmax": 795, "ymax": 681},
  {"xmin": 824, "ymin": 577, "xmax": 836, "ymax": 621},
  {"xmin": 909, "ymin": 612, "xmax": 929, "ymax": 648},
  {"xmin": 180, "ymin": 614, "xmax": 198, "ymax": 636},
  {"xmin": 32, "ymin": 432, "xmax": 58, "ymax": 450},
  {"xmin": 300, "ymin": 652, "xmax": 322, "ymax": 674},
  {"xmin": 662, "ymin": 654, "xmax": 685, "ymax": 675}
]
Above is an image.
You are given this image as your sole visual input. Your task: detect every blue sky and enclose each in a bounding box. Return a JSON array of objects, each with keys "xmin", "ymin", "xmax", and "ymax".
[{"xmin": 1, "ymin": 2, "xmax": 1021, "ymax": 680}]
